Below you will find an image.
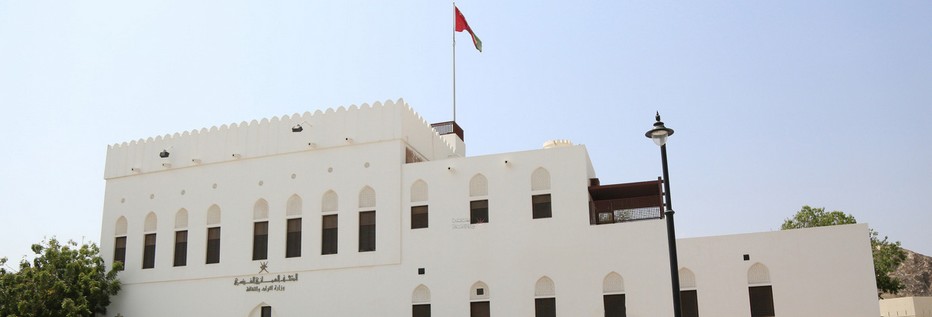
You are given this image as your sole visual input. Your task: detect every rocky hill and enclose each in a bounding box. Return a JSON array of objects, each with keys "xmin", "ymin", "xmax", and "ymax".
[{"xmin": 888, "ymin": 248, "xmax": 932, "ymax": 297}]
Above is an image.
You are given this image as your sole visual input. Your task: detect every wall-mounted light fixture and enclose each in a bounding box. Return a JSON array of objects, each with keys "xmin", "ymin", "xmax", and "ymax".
[
  {"xmin": 159, "ymin": 150, "xmax": 170, "ymax": 158},
  {"xmin": 292, "ymin": 121, "xmax": 310, "ymax": 133},
  {"xmin": 232, "ymin": 153, "xmax": 242, "ymax": 159},
  {"xmin": 130, "ymin": 167, "xmax": 141, "ymax": 173},
  {"xmin": 345, "ymin": 137, "xmax": 354, "ymax": 144},
  {"xmin": 191, "ymin": 158, "xmax": 202, "ymax": 164}
]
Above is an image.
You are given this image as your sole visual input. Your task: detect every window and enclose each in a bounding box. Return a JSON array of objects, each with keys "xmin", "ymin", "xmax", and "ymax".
[
  {"xmin": 411, "ymin": 205, "xmax": 429, "ymax": 229},
  {"xmin": 113, "ymin": 236, "xmax": 126, "ymax": 270},
  {"xmin": 603, "ymin": 294, "xmax": 626, "ymax": 317},
  {"xmin": 173, "ymin": 230, "xmax": 187, "ymax": 267},
  {"xmin": 286, "ymin": 218, "xmax": 302, "ymax": 258},
  {"xmin": 749, "ymin": 286, "xmax": 774, "ymax": 317},
  {"xmin": 413, "ymin": 304, "xmax": 431, "ymax": 317},
  {"xmin": 322, "ymin": 215, "xmax": 338, "ymax": 255},
  {"xmin": 535, "ymin": 298, "xmax": 555, "ymax": 317},
  {"xmin": 535, "ymin": 276, "xmax": 556, "ymax": 317},
  {"xmin": 261, "ymin": 306, "xmax": 272, "ymax": 317},
  {"xmin": 253, "ymin": 221, "xmax": 268, "ymax": 260},
  {"xmin": 470, "ymin": 302, "xmax": 490, "ymax": 317},
  {"xmin": 413, "ymin": 284, "xmax": 431, "ymax": 317},
  {"xmin": 142, "ymin": 233, "xmax": 156, "ymax": 269},
  {"xmin": 206, "ymin": 227, "xmax": 221, "ymax": 264},
  {"xmin": 681, "ymin": 290, "xmax": 699, "ymax": 317},
  {"xmin": 470, "ymin": 200, "xmax": 489, "ymax": 224},
  {"xmin": 359, "ymin": 211, "xmax": 376, "ymax": 252},
  {"xmin": 532, "ymin": 194, "xmax": 552, "ymax": 219}
]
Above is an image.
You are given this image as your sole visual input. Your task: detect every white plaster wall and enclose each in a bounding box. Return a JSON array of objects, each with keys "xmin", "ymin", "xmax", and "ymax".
[
  {"xmin": 880, "ymin": 297, "xmax": 932, "ymax": 317},
  {"xmin": 677, "ymin": 223, "xmax": 878, "ymax": 317}
]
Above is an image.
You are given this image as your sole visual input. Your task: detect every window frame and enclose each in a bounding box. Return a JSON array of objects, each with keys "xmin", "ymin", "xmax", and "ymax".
[
  {"xmin": 286, "ymin": 218, "xmax": 302, "ymax": 258},
  {"xmin": 173, "ymin": 230, "xmax": 187, "ymax": 267}
]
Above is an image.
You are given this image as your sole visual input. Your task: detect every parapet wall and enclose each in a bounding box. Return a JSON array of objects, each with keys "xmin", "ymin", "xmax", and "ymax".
[{"xmin": 104, "ymin": 98, "xmax": 457, "ymax": 179}]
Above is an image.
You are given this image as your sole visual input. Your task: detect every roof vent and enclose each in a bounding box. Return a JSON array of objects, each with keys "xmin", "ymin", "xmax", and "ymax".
[{"xmin": 543, "ymin": 139, "xmax": 573, "ymax": 149}]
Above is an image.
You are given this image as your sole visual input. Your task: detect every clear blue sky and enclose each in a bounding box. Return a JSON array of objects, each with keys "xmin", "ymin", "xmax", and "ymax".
[{"xmin": 1, "ymin": 0, "xmax": 930, "ymax": 261}]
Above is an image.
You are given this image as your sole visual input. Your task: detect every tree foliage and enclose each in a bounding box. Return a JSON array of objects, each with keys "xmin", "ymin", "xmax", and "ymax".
[
  {"xmin": 0, "ymin": 238, "xmax": 121, "ymax": 317},
  {"xmin": 781, "ymin": 205, "xmax": 907, "ymax": 298}
]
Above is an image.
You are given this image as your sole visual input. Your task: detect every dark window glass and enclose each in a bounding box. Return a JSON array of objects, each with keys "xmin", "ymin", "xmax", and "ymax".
[
  {"xmin": 206, "ymin": 227, "xmax": 221, "ymax": 264},
  {"xmin": 749, "ymin": 286, "xmax": 775, "ymax": 317},
  {"xmin": 470, "ymin": 301, "xmax": 490, "ymax": 317},
  {"xmin": 535, "ymin": 297, "xmax": 556, "ymax": 317},
  {"xmin": 470, "ymin": 200, "xmax": 489, "ymax": 224},
  {"xmin": 113, "ymin": 236, "xmax": 126, "ymax": 270},
  {"xmin": 142, "ymin": 233, "xmax": 156, "ymax": 269},
  {"xmin": 359, "ymin": 211, "xmax": 376, "ymax": 252},
  {"xmin": 253, "ymin": 221, "xmax": 268, "ymax": 260},
  {"xmin": 412, "ymin": 304, "xmax": 431, "ymax": 317},
  {"xmin": 261, "ymin": 306, "xmax": 271, "ymax": 317},
  {"xmin": 681, "ymin": 290, "xmax": 699, "ymax": 317},
  {"xmin": 322, "ymin": 215, "xmax": 338, "ymax": 255},
  {"xmin": 532, "ymin": 194, "xmax": 552, "ymax": 219},
  {"xmin": 411, "ymin": 205, "xmax": 429, "ymax": 229},
  {"xmin": 603, "ymin": 294, "xmax": 626, "ymax": 317},
  {"xmin": 173, "ymin": 230, "xmax": 187, "ymax": 267},
  {"xmin": 286, "ymin": 218, "xmax": 302, "ymax": 258}
]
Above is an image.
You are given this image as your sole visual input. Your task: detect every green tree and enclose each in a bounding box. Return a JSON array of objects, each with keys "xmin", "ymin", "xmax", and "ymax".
[
  {"xmin": 0, "ymin": 238, "xmax": 121, "ymax": 317},
  {"xmin": 781, "ymin": 205, "xmax": 907, "ymax": 298}
]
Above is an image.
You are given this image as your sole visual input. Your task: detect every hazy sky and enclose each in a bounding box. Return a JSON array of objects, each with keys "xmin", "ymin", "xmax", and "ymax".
[{"xmin": 1, "ymin": 0, "xmax": 930, "ymax": 261}]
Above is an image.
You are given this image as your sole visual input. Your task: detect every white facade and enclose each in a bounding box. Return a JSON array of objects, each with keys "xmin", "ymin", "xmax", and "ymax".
[
  {"xmin": 100, "ymin": 99, "xmax": 878, "ymax": 316},
  {"xmin": 880, "ymin": 297, "xmax": 932, "ymax": 317}
]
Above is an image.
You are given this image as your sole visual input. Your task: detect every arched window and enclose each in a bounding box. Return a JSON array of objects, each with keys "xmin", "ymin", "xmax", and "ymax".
[
  {"xmin": 679, "ymin": 268, "xmax": 699, "ymax": 317},
  {"xmin": 531, "ymin": 167, "xmax": 552, "ymax": 219},
  {"xmin": 603, "ymin": 272, "xmax": 626, "ymax": 317},
  {"xmin": 253, "ymin": 199, "xmax": 269, "ymax": 261},
  {"xmin": 412, "ymin": 284, "xmax": 431, "ymax": 317},
  {"xmin": 173, "ymin": 209, "xmax": 188, "ymax": 267},
  {"xmin": 248, "ymin": 303, "xmax": 274, "ymax": 317},
  {"xmin": 321, "ymin": 190, "xmax": 338, "ymax": 255},
  {"xmin": 411, "ymin": 180, "xmax": 429, "ymax": 229},
  {"xmin": 748, "ymin": 263, "xmax": 774, "ymax": 317},
  {"xmin": 285, "ymin": 194, "xmax": 303, "ymax": 258},
  {"xmin": 358, "ymin": 186, "xmax": 376, "ymax": 252},
  {"xmin": 469, "ymin": 174, "xmax": 489, "ymax": 224},
  {"xmin": 535, "ymin": 276, "xmax": 556, "ymax": 317},
  {"xmin": 206, "ymin": 204, "xmax": 222, "ymax": 264},
  {"xmin": 113, "ymin": 217, "xmax": 127, "ymax": 270},
  {"xmin": 142, "ymin": 212, "xmax": 157, "ymax": 269},
  {"xmin": 470, "ymin": 281, "xmax": 490, "ymax": 317}
]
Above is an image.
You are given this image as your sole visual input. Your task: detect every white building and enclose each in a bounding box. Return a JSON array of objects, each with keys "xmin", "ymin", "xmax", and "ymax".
[
  {"xmin": 880, "ymin": 297, "xmax": 932, "ymax": 317},
  {"xmin": 100, "ymin": 99, "xmax": 879, "ymax": 316}
]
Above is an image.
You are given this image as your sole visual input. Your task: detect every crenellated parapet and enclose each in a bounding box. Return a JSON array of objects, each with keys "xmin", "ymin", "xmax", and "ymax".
[{"xmin": 104, "ymin": 98, "xmax": 457, "ymax": 179}]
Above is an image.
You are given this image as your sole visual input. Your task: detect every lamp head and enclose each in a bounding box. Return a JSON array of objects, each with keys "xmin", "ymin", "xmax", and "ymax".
[
  {"xmin": 159, "ymin": 150, "xmax": 170, "ymax": 158},
  {"xmin": 645, "ymin": 111, "xmax": 674, "ymax": 146},
  {"xmin": 291, "ymin": 125, "xmax": 304, "ymax": 133}
]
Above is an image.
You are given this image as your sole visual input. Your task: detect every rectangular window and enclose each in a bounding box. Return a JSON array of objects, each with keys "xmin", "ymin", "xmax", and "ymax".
[
  {"xmin": 535, "ymin": 297, "xmax": 556, "ymax": 317},
  {"xmin": 173, "ymin": 230, "xmax": 187, "ymax": 267},
  {"xmin": 261, "ymin": 306, "xmax": 271, "ymax": 317},
  {"xmin": 470, "ymin": 200, "xmax": 489, "ymax": 224},
  {"xmin": 253, "ymin": 221, "xmax": 268, "ymax": 260},
  {"xmin": 359, "ymin": 211, "xmax": 376, "ymax": 252},
  {"xmin": 681, "ymin": 290, "xmax": 699, "ymax": 317},
  {"xmin": 322, "ymin": 215, "xmax": 338, "ymax": 255},
  {"xmin": 411, "ymin": 205, "xmax": 429, "ymax": 229},
  {"xmin": 286, "ymin": 218, "xmax": 302, "ymax": 258},
  {"xmin": 749, "ymin": 286, "xmax": 775, "ymax": 317},
  {"xmin": 113, "ymin": 236, "xmax": 126, "ymax": 270},
  {"xmin": 532, "ymin": 194, "xmax": 552, "ymax": 219},
  {"xmin": 603, "ymin": 294, "xmax": 626, "ymax": 317},
  {"xmin": 142, "ymin": 233, "xmax": 156, "ymax": 269},
  {"xmin": 206, "ymin": 227, "xmax": 221, "ymax": 264},
  {"xmin": 412, "ymin": 304, "xmax": 431, "ymax": 317},
  {"xmin": 470, "ymin": 301, "xmax": 490, "ymax": 317}
]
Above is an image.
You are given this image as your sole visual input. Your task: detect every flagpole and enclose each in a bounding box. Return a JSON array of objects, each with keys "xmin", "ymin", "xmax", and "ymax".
[{"xmin": 452, "ymin": 0, "xmax": 457, "ymax": 122}]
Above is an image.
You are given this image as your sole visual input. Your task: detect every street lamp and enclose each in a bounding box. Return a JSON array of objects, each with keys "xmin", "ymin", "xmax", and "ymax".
[{"xmin": 645, "ymin": 111, "xmax": 682, "ymax": 317}]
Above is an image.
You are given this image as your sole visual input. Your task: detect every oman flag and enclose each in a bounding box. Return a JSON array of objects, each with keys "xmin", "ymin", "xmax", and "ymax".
[{"xmin": 455, "ymin": 6, "xmax": 482, "ymax": 52}]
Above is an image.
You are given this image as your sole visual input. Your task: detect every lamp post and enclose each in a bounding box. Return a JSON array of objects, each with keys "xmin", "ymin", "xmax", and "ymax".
[{"xmin": 645, "ymin": 112, "xmax": 682, "ymax": 317}]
